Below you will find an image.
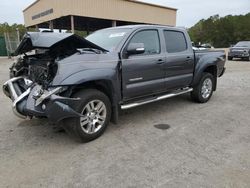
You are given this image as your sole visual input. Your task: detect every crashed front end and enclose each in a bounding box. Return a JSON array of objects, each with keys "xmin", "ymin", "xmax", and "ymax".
[
  {"xmin": 3, "ymin": 74, "xmax": 83, "ymax": 123},
  {"xmin": 2, "ymin": 32, "xmax": 105, "ymax": 123}
]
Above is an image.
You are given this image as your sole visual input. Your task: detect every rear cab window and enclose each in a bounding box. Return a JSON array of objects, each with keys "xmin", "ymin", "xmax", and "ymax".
[{"xmin": 164, "ymin": 30, "xmax": 187, "ymax": 53}]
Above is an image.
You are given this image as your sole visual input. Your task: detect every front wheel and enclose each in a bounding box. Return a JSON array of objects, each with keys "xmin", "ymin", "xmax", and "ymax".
[
  {"xmin": 191, "ymin": 73, "xmax": 215, "ymax": 103},
  {"xmin": 63, "ymin": 89, "xmax": 111, "ymax": 142}
]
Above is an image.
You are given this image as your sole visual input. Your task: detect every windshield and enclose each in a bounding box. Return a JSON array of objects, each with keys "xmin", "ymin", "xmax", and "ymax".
[
  {"xmin": 235, "ymin": 41, "xmax": 250, "ymax": 47},
  {"xmin": 85, "ymin": 28, "xmax": 131, "ymax": 51}
]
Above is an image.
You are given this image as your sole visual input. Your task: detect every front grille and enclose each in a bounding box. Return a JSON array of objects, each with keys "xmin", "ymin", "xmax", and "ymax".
[{"xmin": 231, "ymin": 51, "xmax": 244, "ymax": 56}]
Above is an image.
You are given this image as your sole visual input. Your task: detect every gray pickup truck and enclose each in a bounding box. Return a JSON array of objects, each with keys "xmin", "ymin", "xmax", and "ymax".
[
  {"xmin": 3, "ymin": 25, "xmax": 226, "ymax": 142},
  {"xmin": 228, "ymin": 41, "xmax": 250, "ymax": 61}
]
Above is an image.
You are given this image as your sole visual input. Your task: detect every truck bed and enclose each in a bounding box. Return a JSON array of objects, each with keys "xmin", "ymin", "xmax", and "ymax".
[{"xmin": 194, "ymin": 49, "xmax": 226, "ymax": 77}]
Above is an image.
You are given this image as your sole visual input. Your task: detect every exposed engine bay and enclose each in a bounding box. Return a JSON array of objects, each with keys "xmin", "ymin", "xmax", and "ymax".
[
  {"xmin": 10, "ymin": 54, "xmax": 58, "ymax": 88},
  {"xmin": 10, "ymin": 35, "xmax": 92, "ymax": 88}
]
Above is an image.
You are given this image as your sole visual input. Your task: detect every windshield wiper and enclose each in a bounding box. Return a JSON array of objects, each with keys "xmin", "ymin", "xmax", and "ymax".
[{"xmin": 79, "ymin": 48, "xmax": 106, "ymax": 54}]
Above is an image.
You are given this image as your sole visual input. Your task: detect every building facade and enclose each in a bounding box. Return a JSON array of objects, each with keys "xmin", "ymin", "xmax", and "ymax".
[{"xmin": 23, "ymin": 0, "xmax": 177, "ymax": 32}]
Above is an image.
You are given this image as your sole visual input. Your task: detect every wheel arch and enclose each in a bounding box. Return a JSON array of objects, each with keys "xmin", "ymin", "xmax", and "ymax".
[
  {"xmin": 193, "ymin": 63, "xmax": 218, "ymax": 91},
  {"xmin": 71, "ymin": 79, "xmax": 119, "ymax": 124},
  {"xmin": 72, "ymin": 80, "xmax": 113, "ymax": 100},
  {"xmin": 203, "ymin": 65, "xmax": 217, "ymax": 91}
]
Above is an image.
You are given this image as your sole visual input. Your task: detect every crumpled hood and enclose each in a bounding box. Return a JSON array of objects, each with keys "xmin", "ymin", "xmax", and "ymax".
[
  {"xmin": 52, "ymin": 52, "xmax": 120, "ymax": 85},
  {"xmin": 15, "ymin": 32, "xmax": 107, "ymax": 55}
]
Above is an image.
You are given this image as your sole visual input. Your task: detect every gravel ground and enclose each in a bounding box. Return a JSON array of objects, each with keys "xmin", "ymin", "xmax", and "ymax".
[{"xmin": 0, "ymin": 56, "xmax": 250, "ymax": 188}]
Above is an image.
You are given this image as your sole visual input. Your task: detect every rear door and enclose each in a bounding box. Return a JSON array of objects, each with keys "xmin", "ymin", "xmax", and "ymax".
[
  {"xmin": 163, "ymin": 30, "xmax": 194, "ymax": 89},
  {"xmin": 121, "ymin": 29, "xmax": 166, "ymax": 100}
]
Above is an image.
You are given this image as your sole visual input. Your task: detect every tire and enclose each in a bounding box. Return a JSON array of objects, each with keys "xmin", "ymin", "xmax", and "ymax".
[
  {"xmin": 63, "ymin": 89, "xmax": 111, "ymax": 142},
  {"xmin": 191, "ymin": 73, "xmax": 214, "ymax": 103},
  {"xmin": 228, "ymin": 56, "xmax": 233, "ymax": 61}
]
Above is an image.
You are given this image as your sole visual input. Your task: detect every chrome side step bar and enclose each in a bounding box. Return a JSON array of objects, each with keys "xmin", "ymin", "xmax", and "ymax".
[{"xmin": 121, "ymin": 88, "xmax": 193, "ymax": 110}]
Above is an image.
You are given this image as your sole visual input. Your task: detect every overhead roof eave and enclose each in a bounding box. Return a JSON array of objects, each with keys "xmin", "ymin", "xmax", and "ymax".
[
  {"xmin": 126, "ymin": 0, "xmax": 177, "ymax": 11},
  {"xmin": 23, "ymin": 0, "xmax": 178, "ymax": 12}
]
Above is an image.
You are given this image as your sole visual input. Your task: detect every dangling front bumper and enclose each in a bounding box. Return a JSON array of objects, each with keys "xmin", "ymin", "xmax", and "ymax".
[
  {"xmin": 3, "ymin": 77, "xmax": 32, "ymax": 118},
  {"xmin": 3, "ymin": 77, "xmax": 83, "ymax": 123}
]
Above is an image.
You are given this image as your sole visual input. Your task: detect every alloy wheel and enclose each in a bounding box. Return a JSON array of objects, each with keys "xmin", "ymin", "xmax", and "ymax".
[
  {"xmin": 80, "ymin": 100, "xmax": 107, "ymax": 134},
  {"xmin": 201, "ymin": 78, "xmax": 213, "ymax": 99}
]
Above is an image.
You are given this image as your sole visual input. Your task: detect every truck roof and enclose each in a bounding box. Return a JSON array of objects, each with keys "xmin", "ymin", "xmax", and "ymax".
[{"xmin": 100, "ymin": 24, "xmax": 186, "ymax": 32}]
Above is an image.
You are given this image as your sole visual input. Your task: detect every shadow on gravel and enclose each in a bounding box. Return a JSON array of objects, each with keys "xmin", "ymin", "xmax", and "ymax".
[{"xmin": 154, "ymin": 124, "xmax": 171, "ymax": 130}]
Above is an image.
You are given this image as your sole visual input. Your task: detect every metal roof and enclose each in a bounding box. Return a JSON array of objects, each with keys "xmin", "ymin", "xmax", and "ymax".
[{"xmin": 23, "ymin": 0, "xmax": 177, "ymax": 12}]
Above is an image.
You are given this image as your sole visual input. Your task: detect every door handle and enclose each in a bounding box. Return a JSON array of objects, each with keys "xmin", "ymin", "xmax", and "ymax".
[
  {"xmin": 156, "ymin": 59, "xmax": 164, "ymax": 64},
  {"xmin": 186, "ymin": 56, "xmax": 192, "ymax": 63}
]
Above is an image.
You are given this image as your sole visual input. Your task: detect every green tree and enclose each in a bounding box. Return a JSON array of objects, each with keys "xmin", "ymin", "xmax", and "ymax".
[
  {"xmin": 0, "ymin": 22, "xmax": 27, "ymax": 39},
  {"xmin": 189, "ymin": 13, "xmax": 250, "ymax": 48}
]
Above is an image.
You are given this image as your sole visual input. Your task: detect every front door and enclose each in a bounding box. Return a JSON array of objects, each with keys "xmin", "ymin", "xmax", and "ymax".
[{"xmin": 121, "ymin": 29, "xmax": 166, "ymax": 100}]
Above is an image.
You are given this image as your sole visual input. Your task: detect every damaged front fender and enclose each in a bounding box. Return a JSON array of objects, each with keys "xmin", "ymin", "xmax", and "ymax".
[
  {"xmin": 25, "ymin": 86, "xmax": 84, "ymax": 123},
  {"xmin": 43, "ymin": 95, "xmax": 83, "ymax": 123}
]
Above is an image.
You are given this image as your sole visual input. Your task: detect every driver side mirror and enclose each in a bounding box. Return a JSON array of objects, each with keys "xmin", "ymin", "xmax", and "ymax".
[{"xmin": 127, "ymin": 43, "xmax": 145, "ymax": 55}]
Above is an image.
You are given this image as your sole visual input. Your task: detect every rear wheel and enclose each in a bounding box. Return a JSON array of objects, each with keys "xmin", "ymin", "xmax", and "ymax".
[
  {"xmin": 191, "ymin": 73, "xmax": 214, "ymax": 103},
  {"xmin": 63, "ymin": 89, "xmax": 111, "ymax": 142},
  {"xmin": 228, "ymin": 56, "xmax": 233, "ymax": 61}
]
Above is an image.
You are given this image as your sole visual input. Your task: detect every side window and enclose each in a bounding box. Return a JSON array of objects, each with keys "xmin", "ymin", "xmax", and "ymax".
[
  {"xmin": 164, "ymin": 30, "xmax": 187, "ymax": 53},
  {"xmin": 128, "ymin": 30, "xmax": 160, "ymax": 55}
]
